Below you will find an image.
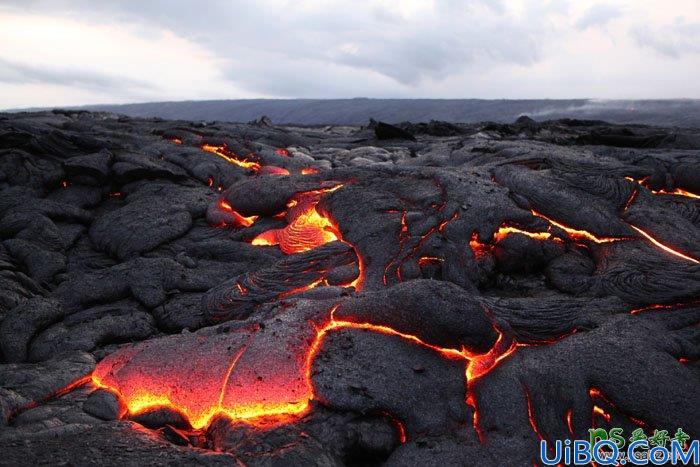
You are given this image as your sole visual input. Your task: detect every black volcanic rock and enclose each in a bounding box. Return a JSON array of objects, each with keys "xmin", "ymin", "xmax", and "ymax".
[
  {"xmin": 371, "ymin": 119, "xmax": 417, "ymax": 141},
  {"xmin": 0, "ymin": 110, "xmax": 698, "ymax": 466}
]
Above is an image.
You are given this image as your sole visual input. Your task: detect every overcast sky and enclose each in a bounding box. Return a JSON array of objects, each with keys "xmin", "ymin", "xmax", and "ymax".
[{"xmin": 1, "ymin": 0, "xmax": 699, "ymax": 108}]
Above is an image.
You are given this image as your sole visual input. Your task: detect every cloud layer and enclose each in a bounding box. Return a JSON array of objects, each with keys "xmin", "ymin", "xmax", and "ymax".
[{"xmin": 1, "ymin": 0, "xmax": 699, "ymax": 108}]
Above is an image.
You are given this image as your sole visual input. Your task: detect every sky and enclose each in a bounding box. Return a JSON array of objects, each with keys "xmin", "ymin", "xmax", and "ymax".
[{"xmin": 0, "ymin": 0, "xmax": 699, "ymax": 109}]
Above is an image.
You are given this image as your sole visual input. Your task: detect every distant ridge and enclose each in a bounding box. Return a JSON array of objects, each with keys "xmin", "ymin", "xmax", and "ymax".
[{"xmin": 18, "ymin": 98, "xmax": 700, "ymax": 128}]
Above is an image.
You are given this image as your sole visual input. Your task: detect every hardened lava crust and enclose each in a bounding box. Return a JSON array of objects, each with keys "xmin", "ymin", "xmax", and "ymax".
[{"xmin": 0, "ymin": 110, "xmax": 698, "ymax": 466}]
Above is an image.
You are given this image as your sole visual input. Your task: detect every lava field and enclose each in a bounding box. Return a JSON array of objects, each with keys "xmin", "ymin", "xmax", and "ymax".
[{"xmin": 0, "ymin": 110, "xmax": 698, "ymax": 466}]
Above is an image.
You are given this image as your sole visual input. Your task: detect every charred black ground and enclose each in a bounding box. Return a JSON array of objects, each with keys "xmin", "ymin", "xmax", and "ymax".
[{"xmin": 0, "ymin": 110, "xmax": 698, "ymax": 466}]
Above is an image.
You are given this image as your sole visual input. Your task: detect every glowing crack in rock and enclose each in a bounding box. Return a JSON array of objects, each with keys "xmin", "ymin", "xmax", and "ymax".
[
  {"xmin": 218, "ymin": 199, "xmax": 258, "ymax": 228},
  {"xmin": 625, "ymin": 177, "xmax": 700, "ymax": 199},
  {"xmin": 469, "ymin": 223, "xmax": 560, "ymax": 259},
  {"xmin": 628, "ymin": 225, "xmax": 699, "ymax": 264},
  {"xmin": 201, "ymin": 143, "xmax": 263, "ymax": 171}
]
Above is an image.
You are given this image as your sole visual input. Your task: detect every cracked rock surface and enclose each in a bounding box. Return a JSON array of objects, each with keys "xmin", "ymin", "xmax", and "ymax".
[{"xmin": 0, "ymin": 110, "xmax": 698, "ymax": 466}]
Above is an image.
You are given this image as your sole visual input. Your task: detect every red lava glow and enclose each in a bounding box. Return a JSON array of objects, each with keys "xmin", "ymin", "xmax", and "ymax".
[
  {"xmin": 201, "ymin": 143, "xmax": 262, "ymax": 171},
  {"xmin": 108, "ymin": 192, "xmax": 123, "ymax": 199},
  {"xmin": 251, "ymin": 187, "xmax": 343, "ymax": 254},
  {"xmin": 92, "ymin": 305, "xmax": 514, "ymax": 435},
  {"xmin": 60, "ymin": 180, "xmax": 71, "ymax": 188},
  {"xmin": 589, "ymin": 387, "xmax": 647, "ymax": 429},
  {"xmin": 565, "ymin": 408, "xmax": 574, "ymax": 435},
  {"xmin": 622, "ymin": 187, "xmax": 638, "ymax": 212},
  {"xmin": 218, "ymin": 199, "xmax": 259, "ymax": 228},
  {"xmin": 251, "ymin": 185, "xmax": 365, "ymax": 291},
  {"xmin": 530, "ymin": 210, "xmax": 627, "ymax": 244},
  {"xmin": 464, "ymin": 330, "xmax": 516, "ymax": 381},
  {"xmin": 466, "ymin": 390, "xmax": 485, "ymax": 443},
  {"xmin": 592, "ymin": 405, "xmax": 612, "ymax": 424},
  {"xmin": 523, "ymin": 384, "xmax": 545, "ymax": 442},
  {"xmin": 275, "ymin": 148, "xmax": 290, "ymax": 156},
  {"xmin": 301, "ymin": 167, "xmax": 320, "ymax": 175},
  {"xmin": 470, "ymin": 232, "xmax": 492, "ymax": 260},
  {"xmin": 469, "ymin": 224, "xmax": 559, "ymax": 259},
  {"xmin": 259, "ymin": 165, "xmax": 290, "ymax": 176},
  {"xmin": 625, "ymin": 177, "xmax": 700, "ymax": 199},
  {"xmin": 630, "ymin": 300, "xmax": 700, "ymax": 315},
  {"xmin": 418, "ymin": 256, "xmax": 444, "ymax": 267},
  {"xmin": 169, "ymin": 137, "xmax": 183, "ymax": 145},
  {"xmin": 628, "ymin": 225, "xmax": 699, "ymax": 264}
]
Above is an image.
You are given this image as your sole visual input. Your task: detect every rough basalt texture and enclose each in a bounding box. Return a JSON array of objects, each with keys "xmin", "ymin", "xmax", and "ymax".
[{"xmin": 0, "ymin": 110, "xmax": 698, "ymax": 466}]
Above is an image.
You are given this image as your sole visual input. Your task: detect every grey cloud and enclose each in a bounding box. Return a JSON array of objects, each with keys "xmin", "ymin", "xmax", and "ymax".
[
  {"xmin": 0, "ymin": 58, "xmax": 154, "ymax": 92},
  {"xmin": 631, "ymin": 20, "xmax": 700, "ymax": 58},
  {"xmin": 0, "ymin": 0, "xmax": 559, "ymax": 96},
  {"xmin": 575, "ymin": 4, "xmax": 622, "ymax": 30}
]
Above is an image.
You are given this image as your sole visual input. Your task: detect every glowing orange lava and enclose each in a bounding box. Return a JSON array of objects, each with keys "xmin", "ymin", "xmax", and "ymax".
[
  {"xmin": 589, "ymin": 387, "xmax": 646, "ymax": 428},
  {"xmin": 625, "ymin": 177, "xmax": 700, "ymax": 199},
  {"xmin": 251, "ymin": 186, "xmax": 344, "ymax": 255},
  {"xmin": 565, "ymin": 408, "xmax": 574, "ymax": 435},
  {"xmin": 530, "ymin": 210, "xmax": 627, "ymax": 244},
  {"xmin": 218, "ymin": 199, "xmax": 259, "ymax": 228},
  {"xmin": 418, "ymin": 256, "xmax": 444, "ymax": 267},
  {"xmin": 469, "ymin": 224, "xmax": 558, "ymax": 259},
  {"xmin": 301, "ymin": 167, "xmax": 320, "ymax": 175},
  {"xmin": 630, "ymin": 300, "xmax": 700, "ymax": 315},
  {"xmin": 92, "ymin": 306, "xmax": 514, "ymax": 435},
  {"xmin": 628, "ymin": 225, "xmax": 699, "ymax": 264},
  {"xmin": 523, "ymin": 384, "xmax": 545, "ymax": 441},
  {"xmin": 201, "ymin": 143, "xmax": 262, "ymax": 171},
  {"xmin": 259, "ymin": 165, "xmax": 290, "ymax": 176}
]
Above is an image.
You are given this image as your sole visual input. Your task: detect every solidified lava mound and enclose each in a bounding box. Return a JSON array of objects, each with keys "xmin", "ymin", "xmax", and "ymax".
[{"xmin": 0, "ymin": 110, "xmax": 699, "ymax": 466}]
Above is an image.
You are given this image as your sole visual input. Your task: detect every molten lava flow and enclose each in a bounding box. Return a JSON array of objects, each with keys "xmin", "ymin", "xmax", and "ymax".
[
  {"xmin": 622, "ymin": 187, "xmax": 639, "ymax": 212},
  {"xmin": 201, "ymin": 143, "xmax": 262, "ymax": 171},
  {"xmin": 466, "ymin": 390, "xmax": 485, "ymax": 443},
  {"xmin": 418, "ymin": 256, "xmax": 444, "ymax": 267},
  {"xmin": 251, "ymin": 191, "xmax": 341, "ymax": 254},
  {"xmin": 383, "ymin": 211, "xmax": 410, "ymax": 285},
  {"xmin": 493, "ymin": 225, "xmax": 553, "ymax": 242},
  {"xmin": 625, "ymin": 177, "xmax": 700, "ymax": 199},
  {"xmin": 469, "ymin": 232, "xmax": 492, "ymax": 260},
  {"xmin": 469, "ymin": 224, "xmax": 558, "ymax": 259},
  {"xmin": 169, "ymin": 137, "xmax": 183, "ymax": 145},
  {"xmin": 565, "ymin": 408, "xmax": 574, "ymax": 436},
  {"xmin": 275, "ymin": 148, "xmax": 290, "ymax": 156},
  {"xmin": 630, "ymin": 300, "xmax": 700, "ymax": 315},
  {"xmin": 91, "ymin": 305, "xmax": 515, "ymax": 437},
  {"xmin": 301, "ymin": 167, "xmax": 320, "ymax": 175},
  {"xmin": 628, "ymin": 225, "xmax": 699, "ymax": 264},
  {"xmin": 218, "ymin": 200, "xmax": 259, "ymax": 228},
  {"xmin": 522, "ymin": 384, "xmax": 545, "ymax": 442},
  {"xmin": 464, "ymin": 331, "xmax": 517, "ymax": 381},
  {"xmin": 379, "ymin": 411, "xmax": 407, "ymax": 444},
  {"xmin": 259, "ymin": 165, "xmax": 290, "ymax": 176},
  {"xmin": 589, "ymin": 387, "xmax": 647, "ymax": 429},
  {"xmin": 530, "ymin": 210, "xmax": 627, "ymax": 244},
  {"xmin": 250, "ymin": 184, "xmax": 365, "ymax": 292}
]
